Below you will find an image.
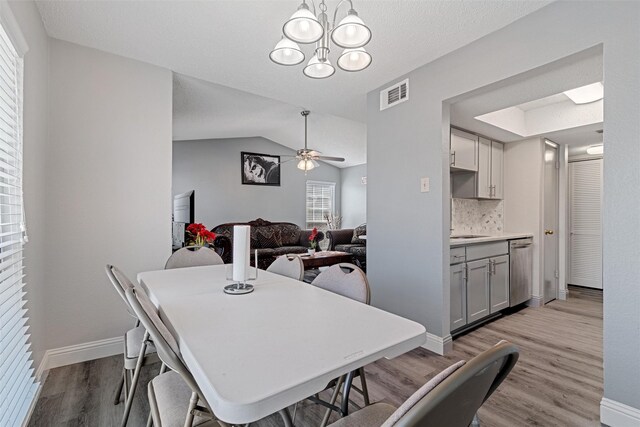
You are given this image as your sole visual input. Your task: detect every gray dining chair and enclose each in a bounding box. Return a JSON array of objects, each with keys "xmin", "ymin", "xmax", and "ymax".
[
  {"xmin": 165, "ymin": 246, "xmax": 224, "ymax": 270},
  {"xmin": 266, "ymin": 255, "xmax": 305, "ymax": 281},
  {"xmin": 105, "ymin": 265, "xmax": 160, "ymax": 427},
  {"xmin": 309, "ymin": 263, "xmax": 371, "ymax": 425},
  {"xmin": 328, "ymin": 341, "xmax": 519, "ymax": 427},
  {"xmin": 124, "ymin": 284, "xmax": 229, "ymax": 427}
]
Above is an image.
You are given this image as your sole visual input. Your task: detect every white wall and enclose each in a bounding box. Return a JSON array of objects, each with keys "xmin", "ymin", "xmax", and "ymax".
[
  {"xmin": 503, "ymin": 138, "xmax": 544, "ymax": 301},
  {"xmin": 367, "ymin": 1, "xmax": 640, "ymax": 414},
  {"xmin": 7, "ymin": 0, "xmax": 49, "ymax": 368},
  {"xmin": 172, "ymin": 137, "xmax": 341, "ymax": 228},
  {"xmin": 44, "ymin": 39, "xmax": 173, "ymax": 350},
  {"xmin": 340, "ymin": 164, "xmax": 366, "ymax": 228}
]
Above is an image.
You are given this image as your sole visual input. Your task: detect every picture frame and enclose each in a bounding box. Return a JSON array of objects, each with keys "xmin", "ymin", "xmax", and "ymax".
[{"xmin": 241, "ymin": 152, "xmax": 281, "ymax": 186}]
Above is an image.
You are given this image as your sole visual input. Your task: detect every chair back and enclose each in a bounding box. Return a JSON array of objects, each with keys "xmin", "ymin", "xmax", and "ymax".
[
  {"xmin": 267, "ymin": 255, "xmax": 304, "ymax": 281},
  {"xmin": 165, "ymin": 246, "xmax": 224, "ymax": 269},
  {"xmin": 311, "ymin": 263, "xmax": 370, "ymax": 304},
  {"xmin": 124, "ymin": 285, "xmax": 211, "ymax": 409},
  {"xmin": 105, "ymin": 264, "xmax": 137, "ymax": 319},
  {"xmin": 386, "ymin": 341, "xmax": 519, "ymax": 427}
]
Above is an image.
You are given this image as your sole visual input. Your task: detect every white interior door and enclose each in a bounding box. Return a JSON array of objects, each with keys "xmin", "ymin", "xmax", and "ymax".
[
  {"xmin": 568, "ymin": 159, "xmax": 603, "ymax": 289},
  {"xmin": 543, "ymin": 143, "xmax": 559, "ymax": 304}
]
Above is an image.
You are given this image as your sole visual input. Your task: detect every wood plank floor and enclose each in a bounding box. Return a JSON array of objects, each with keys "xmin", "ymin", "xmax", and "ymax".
[{"xmin": 28, "ymin": 286, "xmax": 602, "ymax": 427}]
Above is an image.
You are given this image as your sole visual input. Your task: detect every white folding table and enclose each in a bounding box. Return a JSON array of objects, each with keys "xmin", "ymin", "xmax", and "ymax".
[{"xmin": 138, "ymin": 265, "xmax": 426, "ymax": 425}]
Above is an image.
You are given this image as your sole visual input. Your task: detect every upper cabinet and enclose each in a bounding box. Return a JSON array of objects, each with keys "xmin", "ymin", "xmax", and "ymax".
[
  {"xmin": 451, "ymin": 128, "xmax": 503, "ymax": 200},
  {"xmin": 450, "ymin": 128, "xmax": 478, "ymax": 172}
]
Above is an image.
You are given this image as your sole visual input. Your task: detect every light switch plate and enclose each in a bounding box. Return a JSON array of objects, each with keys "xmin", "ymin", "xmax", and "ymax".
[{"xmin": 420, "ymin": 177, "xmax": 430, "ymax": 193}]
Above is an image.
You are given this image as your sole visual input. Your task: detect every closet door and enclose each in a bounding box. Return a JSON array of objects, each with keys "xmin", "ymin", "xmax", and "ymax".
[{"xmin": 569, "ymin": 159, "xmax": 603, "ymax": 289}]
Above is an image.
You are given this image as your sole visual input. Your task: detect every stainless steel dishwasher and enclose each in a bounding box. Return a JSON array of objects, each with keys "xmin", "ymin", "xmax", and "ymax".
[{"xmin": 509, "ymin": 238, "xmax": 533, "ymax": 306}]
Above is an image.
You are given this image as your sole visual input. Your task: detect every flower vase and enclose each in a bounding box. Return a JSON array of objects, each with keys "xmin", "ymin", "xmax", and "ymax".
[{"xmin": 308, "ymin": 248, "xmax": 316, "ymax": 256}]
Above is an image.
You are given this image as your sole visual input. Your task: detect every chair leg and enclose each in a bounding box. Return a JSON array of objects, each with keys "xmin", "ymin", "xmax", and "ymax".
[
  {"xmin": 114, "ymin": 369, "xmax": 125, "ymax": 405},
  {"xmin": 121, "ymin": 331, "xmax": 150, "ymax": 427},
  {"xmin": 358, "ymin": 368, "xmax": 370, "ymax": 406},
  {"xmin": 146, "ymin": 363, "xmax": 167, "ymax": 427},
  {"xmin": 183, "ymin": 391, "xmax": 198, "ymax": 427},
  {"xmin": 321, "ymin": 375, "xmax": 344, "ymax": 427}
]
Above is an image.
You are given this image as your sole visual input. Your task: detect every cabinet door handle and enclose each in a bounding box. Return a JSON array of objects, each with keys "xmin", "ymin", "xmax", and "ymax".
[{"xmin": 450, "ymin": 151, "xmax": 456, "ymax": 166}]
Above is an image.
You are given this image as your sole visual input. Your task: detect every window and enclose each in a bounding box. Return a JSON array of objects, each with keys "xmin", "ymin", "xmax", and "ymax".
[
  {"xmin": 0, "ymin": 15, "xmax": 36, "ymax": 427},
  {"xmin": 306, "ymin": 181, "xmax": 335, "ymax": 229}
]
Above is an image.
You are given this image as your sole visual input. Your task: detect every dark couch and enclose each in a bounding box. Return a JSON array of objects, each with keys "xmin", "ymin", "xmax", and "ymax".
[
  {"xmin": 212, "ymin": 218, "xmax": 324, "ymax": 269},
  {"xmin": 326, "ymin": 224, "xmax": 366, "ymax": 270}
]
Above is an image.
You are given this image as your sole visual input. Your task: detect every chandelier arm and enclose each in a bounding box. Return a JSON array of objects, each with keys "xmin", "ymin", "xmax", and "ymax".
[
  {"xmin": 306, "ymin": 0, "xmax": 318, "ymax": 17},
  {"xmin": 332, "ymin": 0, "xmax": 354, "ymax": 27}
]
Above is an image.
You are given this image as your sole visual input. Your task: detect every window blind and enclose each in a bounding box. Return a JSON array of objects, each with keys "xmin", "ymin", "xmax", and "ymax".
[
  {"xmin": 306, "ymin": 181, "xmax": 335, "ymax": 228},
  {"xmin": 0, "ymin": 19, "xmax": 36, "ymax": 427}
]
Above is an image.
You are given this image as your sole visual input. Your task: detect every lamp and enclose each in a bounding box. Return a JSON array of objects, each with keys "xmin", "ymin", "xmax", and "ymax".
[
  {"xmin": 271, "ymin": 0, "xmax": 372, "ymax": 79},
  {"xmin": 283, "ymin": 2, "xmax": 324, "ymax": 44},
  {"xmin": 269, "ymin": 37, "xmax": 305, "ymax": 65},
  {"xmin": 337, "ymin": 48, "xmax": 371, "ymax": 71},
  {"xmin": 297, "ymin": 159, "xmax": 318, "ymax": 171}
]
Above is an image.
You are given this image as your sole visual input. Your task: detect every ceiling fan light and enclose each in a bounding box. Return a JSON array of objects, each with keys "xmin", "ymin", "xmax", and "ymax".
[
  {"xmin": 269, "ymin": 37, "xmax": 305, "ymax": 66},
  {"xmin": 303, "ymin": 54, "xmax": 335, "ymax": 79},
  {"xmin": 297, "ymin": 159, "xmax": 316, "ymax": 171},
  {"xmin": 331, "ymin": 10, "xmax": 371, "ymax": 48},
  {"xmin": 337, "ymin": 48, "xmax": 372, "ymax": 72},
  {"xmin": 283, "ymin": 4, "xmax": 324, "ymax": 44}
]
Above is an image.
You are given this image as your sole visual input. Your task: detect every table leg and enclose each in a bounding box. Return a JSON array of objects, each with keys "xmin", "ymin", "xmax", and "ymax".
[
  {"xmin": 340, "ymin": 370, "xmax": 356, "ymax": 416},
  {"xmin": 278, "ymin": 408, "xmax": 295, "ymax": 427}
]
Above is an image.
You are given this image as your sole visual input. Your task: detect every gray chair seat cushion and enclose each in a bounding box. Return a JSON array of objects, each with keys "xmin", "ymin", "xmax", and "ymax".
[
  {"xmin": 124, "ymin": 325, "xmax": 159, "ymax": 368},
  {"xmin": 148, "ymin": 371, "xmax": 218, "ymax": 427},
  {"xmin": 335, "ymin": 244, "xmax": 364, "ymax": 253},
  {"xmin": 272, "ymin": 246, "xmax": 307, "ymax": 256},
  {"xmin": 329, "ymin": 402, "xmax": 397, "ymax": 427}
]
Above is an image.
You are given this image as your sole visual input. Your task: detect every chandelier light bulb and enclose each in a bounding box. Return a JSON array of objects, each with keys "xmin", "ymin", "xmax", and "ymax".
[
  {"xmin": 337, "ymin": 47, "xmax": 372, "ymax": 72},
  {"xmin": 297, "ymin": 159, "xmax": 317, "ymax": 171},
  {"xmin": 303, "ymin": 54, "xmax": 335, "ymax": 79},
  {"xmin": 269, "ymin": 37, "xmax": 305, "ymax": 66},
  {"xmin": 331, "ymin": 10, "xmax": 371, "ymax": 48},
  {"xmin": 283, "ymin": 4, "xmax": 324, "ymax": 44}
]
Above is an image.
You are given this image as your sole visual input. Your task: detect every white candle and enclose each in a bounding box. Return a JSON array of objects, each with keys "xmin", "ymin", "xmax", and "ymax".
[{"xmin": 233, "ymin": 225, "xmax": 250, "ymax": 282}]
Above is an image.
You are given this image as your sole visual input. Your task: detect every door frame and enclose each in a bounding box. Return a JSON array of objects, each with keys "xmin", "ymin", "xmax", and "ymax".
[{"xmin": 543, "ymin": 140, "xmax": 560, "ymax": 304}]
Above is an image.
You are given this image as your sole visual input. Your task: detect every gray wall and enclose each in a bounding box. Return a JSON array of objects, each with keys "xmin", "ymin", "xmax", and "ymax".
[
  {"xmin": 9, "ymin": 0, "xmax": 49, "ymax": 368},
  {"xmin": 366, "ymin": 0, "xmax": 640, "ymax": 412},
  {"xmin": 340, "ymin": 164, "xmax": 367, "ymax": 228},
  {"xmin": 45, "ymin": 40, "xmax": 173, "ymax": 351},
  {"xmin": 172, "ymin": 137, "xmax": 341, "ymax": 228}
]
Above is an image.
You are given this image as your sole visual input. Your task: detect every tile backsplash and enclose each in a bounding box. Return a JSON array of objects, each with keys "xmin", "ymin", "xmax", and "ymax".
[{"xmin": 451, "ymin": 198, "xmax": 504, "ymax": 235}]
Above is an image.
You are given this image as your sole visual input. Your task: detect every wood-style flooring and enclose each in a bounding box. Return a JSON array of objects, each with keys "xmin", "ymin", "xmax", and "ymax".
[{"xmin": 28, "ymin": 286, "xmax": 602, "ymax": 427}]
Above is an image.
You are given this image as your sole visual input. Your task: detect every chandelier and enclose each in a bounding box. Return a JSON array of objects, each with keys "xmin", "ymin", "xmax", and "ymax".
[{"xmin": 269, "ymin": 0, "xmax": 372, "ymax": 79}]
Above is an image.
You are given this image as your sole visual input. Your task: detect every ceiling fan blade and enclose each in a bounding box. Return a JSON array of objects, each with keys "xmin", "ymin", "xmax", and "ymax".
[
  {"xmin": 308, "ymin": 150, "xmax": 322, "ymax": 156},
  {"xmin": 313, "ymin": 156, "xmax": 345, "ymax": 162}
]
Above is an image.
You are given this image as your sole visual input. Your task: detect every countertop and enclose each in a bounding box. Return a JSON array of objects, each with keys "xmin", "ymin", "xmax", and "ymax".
[{"xmin": 450, "ymin": 232, "xmax": 533, "ymax": 247}]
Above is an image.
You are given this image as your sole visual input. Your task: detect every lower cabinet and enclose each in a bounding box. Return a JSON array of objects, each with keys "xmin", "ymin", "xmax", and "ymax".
[
  {"xmin": 490, "ymin": 255, "xmax": 510, "ymax": 313},
  {"xmin": 467, "ymin": 259, "xmax": 490, "ymax": 323},
  {"xmin": 450, "ymin": 263, "xmax": 467, "ymax": 331}
]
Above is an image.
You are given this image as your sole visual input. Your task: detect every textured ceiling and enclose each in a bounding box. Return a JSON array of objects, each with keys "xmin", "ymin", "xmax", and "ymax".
[
  {"xmin": 35, "ymin": 0, "xmax": 551, "ymax": 124},
  {"xmin": 173, "ymin": 74, "xmax": 367, "ymax": 167}
]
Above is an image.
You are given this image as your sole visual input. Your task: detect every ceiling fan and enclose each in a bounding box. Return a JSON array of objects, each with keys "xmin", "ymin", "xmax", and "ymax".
[{"xmin": 282, "ymin": 110, "xmax": 345, "ymax": 172}]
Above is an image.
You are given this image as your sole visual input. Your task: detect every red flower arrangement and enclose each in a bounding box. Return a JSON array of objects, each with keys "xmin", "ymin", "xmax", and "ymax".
[
  {"xmin": 186, "ymin": 223, "xmax": 217, "ymax": 247},
  {"xmin": 308, "ymin": 227, "xmax": 318, "ymax": 249}
]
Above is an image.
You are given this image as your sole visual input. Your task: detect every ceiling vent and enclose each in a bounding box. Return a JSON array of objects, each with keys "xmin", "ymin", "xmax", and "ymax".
[{"xmin": 380, "ymin": 79, "xmax": 408, "ymax": 111}]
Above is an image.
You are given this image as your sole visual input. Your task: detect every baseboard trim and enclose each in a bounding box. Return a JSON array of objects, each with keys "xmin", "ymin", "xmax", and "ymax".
[
  {"xmin": 559, "ymin": 287, "xmax": 569, "ymax": 301},
  {"xmin": 526, "ymin": 295, "xmax": 544, "ymax": 307},
  {"xmin": 421, "ymin": 333, "xmax": 453, "ymax": 355},
  {"xmin": 40, "ymin": 336, "xmax": 124, "ymax": 373},
  {"xmin": 601, "ymin": 398, "xmax": 640, "ymax": 426}
]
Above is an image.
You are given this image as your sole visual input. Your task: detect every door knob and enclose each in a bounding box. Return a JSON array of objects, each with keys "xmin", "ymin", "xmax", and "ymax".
[{"xmin": 545, "ymin": 229, "xmax": 554, "ymax": 235}]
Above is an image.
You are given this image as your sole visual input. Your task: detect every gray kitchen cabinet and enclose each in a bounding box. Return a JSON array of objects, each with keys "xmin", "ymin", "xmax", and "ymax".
[
  {"xmin": 491, "ymin": 141, "xmax": 504, "ymax": 199},
  {"xmin": 451, "ymin": 130, "xmax": 503, "ymax": 200},
  {"xmin": 490, "ymin": 255, "xmax": 510, "ymax": 313},
  {"xmin": 466, "ymin": 259, "xmax": 490, "ymax": 323},
  {"xmin": 450, "ymin": 262, "xmax": 467, "ymax": 331},
  {"xmin": 477, "ymin": 137, "xmax": 492, "ymax": 199},
  {"xmin": 450, "ymin": 128, "xmax": 478, "ymax": 172}
]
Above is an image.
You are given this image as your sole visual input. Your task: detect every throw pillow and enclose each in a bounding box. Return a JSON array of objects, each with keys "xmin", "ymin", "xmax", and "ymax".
[
  {"xmin": 255, "ymin": 228, "xmax": 283, "ymax": 248},
  {"xmin": 351, "ymin": 224, "xmax": 367, "ymax": 244}
]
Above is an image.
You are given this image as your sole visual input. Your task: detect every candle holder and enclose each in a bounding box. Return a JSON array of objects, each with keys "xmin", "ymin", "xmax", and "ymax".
[{"xmin": 224, "ymin": 281, "xmax": 254, "ymax": 295}]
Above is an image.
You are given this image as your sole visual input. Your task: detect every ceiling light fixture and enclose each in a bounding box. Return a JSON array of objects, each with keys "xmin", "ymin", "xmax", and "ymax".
[
  {"xmin": 270, "ymin": 0, "xmax": 372, "ymax": 79},
  {"xmin": 564, "ymin": 82, "xmax": 604, "ymax": 105},
  {"xmin": 586, "ymin": 144, "xmax": 604, "ymax": 155}
]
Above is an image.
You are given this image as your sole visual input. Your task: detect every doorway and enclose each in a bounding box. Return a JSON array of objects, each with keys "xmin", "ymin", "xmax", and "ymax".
[{"xmin": 543, "ymin": 141, "xmax": 559, "ymax": 304}]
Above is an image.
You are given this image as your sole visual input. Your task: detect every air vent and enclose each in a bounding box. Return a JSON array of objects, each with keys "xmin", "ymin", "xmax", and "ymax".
[
  {"xmin": 596, "ymin": 129, "xmax": 603, "ymax": 134},
  {"xmin": 380, "ymin": 79, "xmax": 409, "ymax": 111}
]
